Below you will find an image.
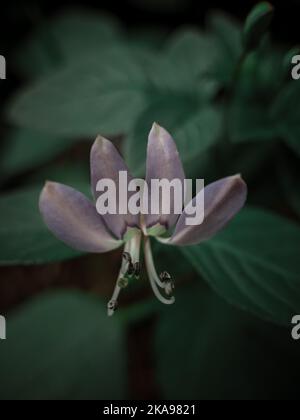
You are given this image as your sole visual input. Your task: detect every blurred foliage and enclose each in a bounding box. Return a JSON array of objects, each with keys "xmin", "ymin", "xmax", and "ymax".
[
  {"xmin": 156, "ymin": 283, "xmax": 300, "ymax": 400},
  {"xmin": 0, "ymin": 1, "xmax": 300, "ymax": 400},
  {"xmin": 0, "ymin": 292, "xmax": 127, "ymax": 399},
  {"xmin": 181, "ymin": 207, "xmax": 300, "ymax": 326},
  {"xmin": 0, "ymin": 187, "xmax": 83, "ymax": 265}
]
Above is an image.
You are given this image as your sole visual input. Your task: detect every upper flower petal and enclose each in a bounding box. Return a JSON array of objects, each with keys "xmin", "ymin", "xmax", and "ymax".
[
  {"xmin": 145, "ymin": 123, "xmax": 185, "ymax": 231},
  {"xmin": 166, "ymin": 175, "xmax": 247, "ymax": 246},
  {"xmin": 90, "ymin": 136, "xmax": 140, "ymax": 239},
  {"xmin": 39, "ymin": 182, "xmax": 122, "ymax": 253}
]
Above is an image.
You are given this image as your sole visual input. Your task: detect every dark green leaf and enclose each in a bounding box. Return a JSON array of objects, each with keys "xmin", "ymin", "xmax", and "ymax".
[
  {"xmin": 207, "ymin": 11, "xmax": 242, "ymax": 59},
  {"xmin": 228, "ymin": 51, "xmax": 283, "ymax": 144},
  {"xmin": 0, "ymin": 292, "xmax": 126, "ymax": 399},
  {"xmin": 1, "ymin": 129, "xmax": 72, "ymax": 178},
  {"xmin": 0, "ymin": 187, "xmax": 85, "ymax": 265},
  {"xmin": 271, "ymin": 83, "xmax": 300, "ymax": 157},
  {"xmin": 155, "ymin": 284, "xmax": 300, "ymax": 399},
  {"xmin": 228, "ymin": 98, "xmax": 275, "ymax": 143},
  {"xmin": 9, "ymin": 47, "xmax": 153, "ymax": 137},
  {"xmin": 278, "ymin": 156, "xmax": 300, "ymax": 218},
  {"xmin": 165, "ymin": 28, "xmax": 219, "ymax": 83},
  {"xmin": 206, "ymin": 11, "xmax": 242, "ymax": 86},
  {"xmin": 243, "ymin": 2, "xmax": 274, "ymax": 52},
  {"xmin": 179, "ymin": 207, "xmax": 300, "ymax": 325},
  {"xmin": 125, "ymin": 96, "xmax": 222, "ymax": 176},
  {"xmin": 15, "ymin": 8, "xmax": 122, "ymax": 79}
]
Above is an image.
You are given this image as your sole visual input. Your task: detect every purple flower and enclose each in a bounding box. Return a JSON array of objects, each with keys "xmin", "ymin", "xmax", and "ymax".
[{"xmin": 39, "ymin": 123, "xmax": 247, "ymax": 315}]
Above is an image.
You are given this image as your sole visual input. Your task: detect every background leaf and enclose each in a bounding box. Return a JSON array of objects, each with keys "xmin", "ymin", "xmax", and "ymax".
[
  {"xmin": 9, "ymin": 47, "xmax": 151, "ymax": 137},
  {"xmin": 243, "ymin": 2, "xmax": 274, "ymax": 52},
  {"xmin": 0, "ymin": 129, "xmax": 72, "ymax": 178},
  {"xmin": 155, "ymin": 283, "xmax": 300, "ymax": 400},
  {"xmin": 0, "ymin": 187, "xmax": 86, "ymax": 265},
  {"xmin": 126, "ymin": 98, "xmax": 221, "ymax": 177},
  {"xmin": 278, "ymin": 154, "xmax": 300, "ymax": 218},
  {"xmin": 206, "ymin": 11, "xmax": 242, "ymax": 86},
  {"xmin": 14, "ymin": 8, "xmax": 122, "ymax": 79},
  {"xmin": 165, "ymin": 28, "xmax": 218, "ymax": 84},
  {"xmin": 0, "ymin": 291, "xmax": 127, "ymax": 399},
  {"xmin": 271, "ymin": 83, "xmax": 300, "ymax": 158},
  {"xmin": 179, "ymin": 207, "xmax": 300, "ymax": 325}
]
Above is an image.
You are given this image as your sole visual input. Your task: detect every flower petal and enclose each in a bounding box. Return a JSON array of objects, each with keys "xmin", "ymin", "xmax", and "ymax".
[
  {"xmin": 145, "ymin": 123, "xmax": 185, "ymax": 231},
  {"xmin": 39, "ymin": 182, "xmax": 122, "ymax": 253},
  {"xmin": 167, "ymin": 175, "xmax": 247, "ymax": 246},
  {"xmin": 91, "ymin": 136, "xmax": 140, "ymax": 239}
]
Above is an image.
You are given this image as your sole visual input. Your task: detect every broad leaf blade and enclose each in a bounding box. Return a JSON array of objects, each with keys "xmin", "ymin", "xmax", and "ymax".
[
  {"xmin": 1, "ymin": 129, "xmax": 72, "ymax": 178},
  {"xmin": 126, "ymin": 97, "xmax": 222, "ymax": 176},
  {"xmin": 15, "ymin": 8, "xmax": 122, "ymax": 79},
  {"xmin": 9, "ymin": 47, "xmax": 149, "ymax": 137},
  {"xmin": 155, "ymin": 284, "xmax": 300, "ymax": 399},
  {"xmin": 0, "ymin": 292, "xmax": 126, "ymax": 399},
  {"xmin": 179, "ymin": 207, "xmax": 300, "ymax": 325},
  {"xmin": 271, "ymin": 83, "xmax": 300, "ymax": 157},
  {"xmin": 0, "ymin": 187, "xmax": 85, "ymax": 265}
]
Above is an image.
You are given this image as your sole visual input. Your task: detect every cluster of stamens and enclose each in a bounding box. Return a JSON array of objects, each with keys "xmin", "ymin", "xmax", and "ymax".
[{"xmin": 107, "ymin": 234, "xmax": 175, "ymax": 316}]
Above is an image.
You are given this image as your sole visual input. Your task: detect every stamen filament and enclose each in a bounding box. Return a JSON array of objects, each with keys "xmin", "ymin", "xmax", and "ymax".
[
  {"xmin": 144, "ymin": 236, "xmax": 175, "ymax": 305},
  {"xmin": 107, "ymin": 232, "xmax": 142, "ymax": 316}
]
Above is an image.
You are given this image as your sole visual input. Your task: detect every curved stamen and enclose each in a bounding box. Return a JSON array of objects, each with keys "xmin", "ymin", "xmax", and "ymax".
[
  {"xmin": 144, "ymin": 236, "xmax": 175, "ymax": 305},
  {"xmin": 107, "ymin": 232, "xmax": 142, "ymax": 316}
]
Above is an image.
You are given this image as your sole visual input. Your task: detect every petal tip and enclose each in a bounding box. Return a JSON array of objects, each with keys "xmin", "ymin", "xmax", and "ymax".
[
  {"xmin": 92, "ymin": 135, "xmax": 113, "ymax": 156},
  {"xmin": 149, "ymin": 122, "xmax": 169, "ymax": 141},
  {"xmin": 234, "ymin": 173, "xmax": 247, "ymax": 190},
  {"xmin": 41, "ymin": 181, "xmax": 56, "ymax": 197},
  {"xmin": 39, "ymin": 181, "xmax": 60, "ymax": 212}
]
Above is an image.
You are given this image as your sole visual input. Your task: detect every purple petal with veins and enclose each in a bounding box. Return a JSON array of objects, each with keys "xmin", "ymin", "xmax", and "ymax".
[
  {"xmin": 91, "ymin": 136, "xmax": 140, "ymax": 239},
  {"xmin": 168, "ymin": 175, "xmax": 247, "ymax": 246},
  {"xmin": 39, "ymin": 182, "xmax": 122, "ymax": 253},
  {"xmin": 145, "ymin": 123, "xmax": 185, "ymax": 231}
]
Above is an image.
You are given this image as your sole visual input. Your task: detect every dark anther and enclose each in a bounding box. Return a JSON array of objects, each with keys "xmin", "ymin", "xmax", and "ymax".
[
  {"xmin": 127, "ymin": 262, "xmax": 135, "ymax": 276},
  {"xmin": 160, "ymin": 271, "xmax": 174, "ymax": 296},
  {"xmin": 133, "ymin": 262, "xmax": 141, "ymax": 278},
  {"xmin": 107, "ymin": 299, "xmax": 118, "ymax": 312},
  {"xmin": 123, "ymin": 252, "xmax": 132, "ymax": 264},
  {"xmin": 160, "ymin": 271, "xmax": 172, "ymax": 282}
]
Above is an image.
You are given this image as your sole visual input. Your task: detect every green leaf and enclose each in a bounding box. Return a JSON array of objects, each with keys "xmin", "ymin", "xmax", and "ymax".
[
  {"xmin": 206, "ymin": 11, "xmax": 242, "ymax": 86},
  {"xmin": 0, "ymin": 187, "xmax": 84, "ymax": 265},
  {"xmin": 165, "ymin": 28, "xmax": 219, "ymax": 84},
  {"xmin": 14, "ymin": 8, "xmax": 122, "ymax": 79},
  {"xmin": 271, "ymin": 83, "xmax": 300, "ymax": 157},
  {"xmin": 9, "ymin": 47, "xmax": 150, "ymax": 137},
  {"xmin": 0, "ymin": 291, "xmax": 127, "ymax": 399},
  {"xmin": 126, "ymin": 96, "xmax": 222, "ymax": 176},
  {"xmin": 227, "ymin": 51, "xmax": 284, "ymax": 143},
  {"xmin": 178, "ymin": 207, "xmax": 300, "ymax": 326},
  {"xmin": 207, "ymin": 11, "xmax": 242, "ymax": 59},
  {"xmin": 0, "ymin": 129, "xmax": 73, "ymax": 178},
  {"xmin": 243, "ymin": 2, "xmax": 274, "ymax": 52},
  {"xmin": 228, "ymin": 98, "xmax": 275, "ymax": 143},
  {"xmin": 128, "ymin": 27, "xmax": 168, "ymax": 51},
  {"xmin": 155, "ymin": 284, "xmax": 300, "ymax": 399},
  {"xmin": 278, "ymin": 156, "xmax": 300, "ymax": 218}
]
